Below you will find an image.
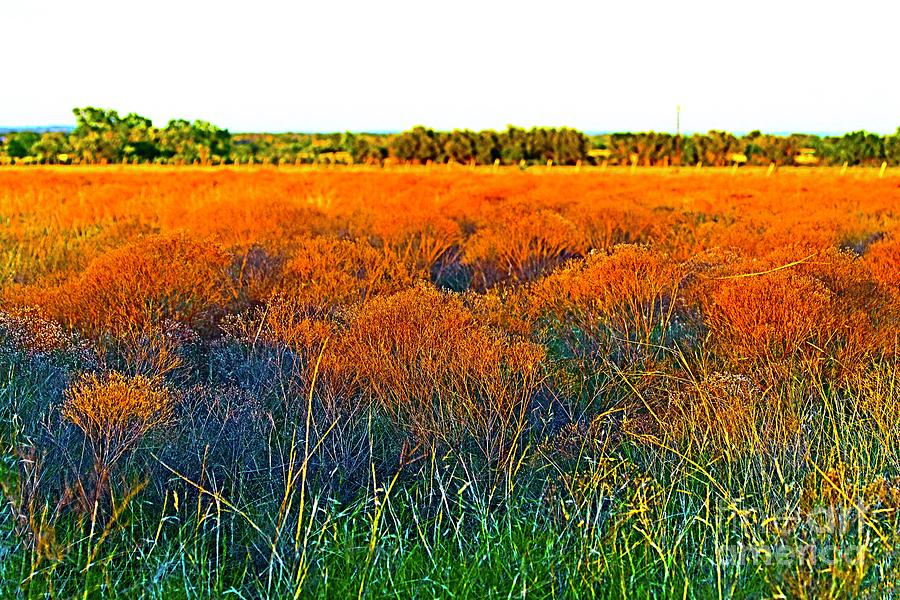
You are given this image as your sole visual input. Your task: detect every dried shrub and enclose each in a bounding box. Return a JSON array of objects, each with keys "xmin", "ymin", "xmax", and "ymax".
[
  {"xmin": 219, "ymin": 295, "xmax": 346, "ymax": 403},
  {"xmin": 62, "ymin": 372, "xmax": 173, "ymax": 468},
  {"xmin": 700, "ymin": 270, "xmax": 837, "ymax": 376},
  {"xmin": 568, "ymin": 203, "xmax": 660, "ymax": 252},
  {"xmin": 464, "ymin": 209, "xmax": 585, "ymax": 288},
  {"xmin": 232, "ymin": 244, "xmax": 286, "ymax": 307},
  {"xmin": 276, "ymin": 237, "xmax": 417, "ymax": 308},
  {"xmin": 529, "ymin": 245, "xmax": 682, "ymax": 365},
  {"xmin": 371, "ymin": 212, "xmax": 464, "ymax": 280},
  {"xmin": 0, "ymin": 307, "xmax": 76, "ymax": 356},
  {"xmin": 62, "ymin": 372, "xmax": 173, "ymax": 509},
  {"xmin": 664, "ymin": 372, "xmax": 773, "ymax": 453},
  {"xmin": 851, "ymin": 363, "xmax": 900, "ymax": 445},
  {"xmin": 797, "ymin": 248, "xmax": 899, "ymax": 374},
  {"xmin": 699, "ymin": 249, "xmax": 898, "ymax": 381},
  {"xmin": 866, "ymin": 236, "xmax": 900, "ymax": 293},
  {"xmin": 340, "ymin": 285, "xmax": 545, "ymax": 462},
  {"xmin": 19, "ymin": 234, "xmax": 233, "ymax": 339},
  {"xmin": 104, "ymin": 320, "xmax": 202, "ymax": 381}
]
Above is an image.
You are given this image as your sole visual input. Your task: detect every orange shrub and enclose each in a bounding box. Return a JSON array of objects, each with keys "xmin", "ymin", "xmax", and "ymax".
[
  {"xmin": 369, "ymin": 211, "xmax": 464, "ymax": 279},
  {"xmin": 798, "ymin": 248, "xmax": 899, "ymax": 367},
  {"xmin": 276, "ymin": 237, "xmax": 418, "ymax": 308},
  {"xmin": 0, "ymin": 168, "xmax": 898, "ymax": 442},
  {"xmin": 339, "ymin": 285, "xmax": 545, "ymax": 459},
  {"xmin": 62, "ymin": 372, "xmax": 173, "ymax": 469},
  {"xmin": 700, "ymin": 270, "xmax": 838, "ymax": 375},
  {"xmin": 568, "ymin": 204, "xmax": 660, "ymax": 252},
  {"xmin": 696, "ymin": 248, "xmax": 898, "ymax": 380},
  {"xmin": 464, "ymin": 209, "xmax": 585, "ymax": 288},
  {"xmin": 866, "ymin": 236, "xmax": 900, "ymax": 293},
  {"xmin": 529, "ymin": 245, "xmax": 682, "ymax": 363},
  {"xmin": 14, "ymin": 234, "xmax": 233, "ymax": 338}
]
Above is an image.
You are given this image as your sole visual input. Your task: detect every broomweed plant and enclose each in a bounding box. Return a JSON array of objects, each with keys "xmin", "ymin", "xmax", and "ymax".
[{"xmin": 62, "ymin": 372, "xmax": 173, "ymax": 508}]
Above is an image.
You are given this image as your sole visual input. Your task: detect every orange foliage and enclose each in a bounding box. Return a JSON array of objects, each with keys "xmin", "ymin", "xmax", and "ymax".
[
  {"xmin": 700, "ymin": 271, "xmax": 838, "ymax": 374},
  {"xmin": 11, "ymin": 233, "xmax": 233, "ymax": 338},
  {"xmin": 0, "ymin": 167, "xmax": 896, "ymax": 401},
  {"xmin": 530, "ymin": 245, "xmax": 682, "ymax": 359},
  {"xmin": 276, "ymin": 237, "xmax": 418, "ymax": 308},
  {"xmin": 698, "ymin": 247, "xmax": 898, "ymax": 379},
  {"xmin": 62, "ymin": 372, "xmax": 173, "ymax": 466},
  {"xmin": 339, "ymin": 285, "xmax": 545, "ymax": 455},
  {"xmin": 866, "ymin": 237, "xmax": 900, "ymax": 293},
  {"xmin": 464, "ymin": 208, "xmax": 585, "ymax": 288}
]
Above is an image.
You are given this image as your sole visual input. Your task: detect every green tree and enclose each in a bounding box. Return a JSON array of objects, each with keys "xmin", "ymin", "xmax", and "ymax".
[
  {"xmin": 70, "ymin": 107, "xmax": 125, "ymax": 162},
  {"xmin": 159, "ymin": 119, "xmax": 231, "ymax": 163},
  {"xmin": 32, "ymin": 132, "xmax": 72, "ymax": 163},
  {"xmin": 390, "ymin": 127, "xmax": 442, "ymax": 163},
  {"xmin": 885, "ymin": 128, "xmax": 900, "ymax": 166},
  {"xmin": 4, "ymin": 131, "xmax": 40, "ymax": 159}
]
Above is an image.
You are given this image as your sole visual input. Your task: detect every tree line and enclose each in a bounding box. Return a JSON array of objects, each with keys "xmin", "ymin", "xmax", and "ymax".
[{"xmin": 2, "ymin": 107, "xmax": 899, "ymax": 167}]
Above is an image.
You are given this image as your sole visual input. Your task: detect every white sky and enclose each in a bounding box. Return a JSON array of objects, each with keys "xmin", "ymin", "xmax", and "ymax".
[{"xmin": 3, "ymin": 0, "xmax": 899, "ymax": 133}]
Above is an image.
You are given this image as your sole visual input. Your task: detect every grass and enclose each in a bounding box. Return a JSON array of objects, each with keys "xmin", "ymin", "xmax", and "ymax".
[
  {"xmin": 0, "ymin": 167, "xmax": 898, "ymax": 598},
  {"xmin": 5, "ymin": 368, "xmax": 900, "ymax": 599}
]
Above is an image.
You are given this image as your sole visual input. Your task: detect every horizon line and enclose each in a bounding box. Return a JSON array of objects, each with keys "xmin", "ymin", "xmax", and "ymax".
[{"xmin": 1, "ymin": 124, "xmax": 894, "ymax": 138}]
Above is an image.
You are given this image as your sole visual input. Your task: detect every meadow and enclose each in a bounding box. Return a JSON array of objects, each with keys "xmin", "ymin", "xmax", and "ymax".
[{"xmin": 0, "ymin": 165, "xmax": 898, "ymax": 598}]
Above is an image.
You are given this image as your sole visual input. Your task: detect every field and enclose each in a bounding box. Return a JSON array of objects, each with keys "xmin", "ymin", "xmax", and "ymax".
[{"xmin": 0, "ymin": 166, "xmax": 899, "ymax": 598}]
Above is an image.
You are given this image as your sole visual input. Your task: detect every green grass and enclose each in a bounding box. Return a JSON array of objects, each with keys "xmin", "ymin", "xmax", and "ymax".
[{"xmin": 2, "ymin": 350, "xmax": 900, "ymax": 598}]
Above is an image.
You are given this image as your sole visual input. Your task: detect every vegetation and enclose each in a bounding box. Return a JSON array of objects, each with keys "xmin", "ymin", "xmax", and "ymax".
[
  {"xmin": 3, "ymin": 107, "xmax": 900, "ymax": 167},
  {"xmin": 0, "ymin": 168, "xmax": 898, "ymax": 597}
]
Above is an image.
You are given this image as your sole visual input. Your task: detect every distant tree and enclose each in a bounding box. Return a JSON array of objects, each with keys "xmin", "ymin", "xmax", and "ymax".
[
  {"xmin": 4, "ymin": 131, "xmax": 41, "ymax": 158},
  {"xmin": 680, "ymin": 135, "xmax": 699, "ymax": 165},
  {"xmin": 833, "ymin": 131, "xmax": 885, "ymax": 166},
  {"xmin": 474, "ymin": 130, "xmax": 501, "ymax": 164},
  {"xmin": 120, "ymin": 113, "xmax": 159, "ymax": 161},
  {"xmin": 32, "ymin": 132, "xmax": 71, "ymax": 163},
  {"xmin": 344, "ymin": 133, "xmax": 387, "ymax": 163},
  {"xmin": 500, "ymin": 127, "xmax": 527, "ymax": 163},
  {"xmin": 444, "ymin": 130, "xmax": 476, "ymax": 163},
  {"xmin": 885, "ymin": 128, "xmax": 900, "ymax": 166},
  {"xmin": 390, "ymin": 127, "xmax": 442, "ymax": 163},
  {"xmin": 159, "ymin": 119, "xmax": 230, "ymax": 163},
  {"xmin": 71, "ymin": 107, "xmax": 128, "ymax": 162},
  {"xmin": 10, "ymin": 108, "xmax": 898, "ymax": 169},
  {"xmin": 552, "ymin": 128, "xmax": 591, "ymax": 165}
]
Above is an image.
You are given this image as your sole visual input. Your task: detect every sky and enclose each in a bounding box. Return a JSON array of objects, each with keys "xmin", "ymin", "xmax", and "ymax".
[{"xmin": 3, "ymin": 0, "xmax": 899, "ymax": 134}]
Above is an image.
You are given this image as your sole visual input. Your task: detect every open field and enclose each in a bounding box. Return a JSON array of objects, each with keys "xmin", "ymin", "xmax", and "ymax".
[{"xmin": 0, "ymin": 167, "xmax": 898, "ymax": 598}]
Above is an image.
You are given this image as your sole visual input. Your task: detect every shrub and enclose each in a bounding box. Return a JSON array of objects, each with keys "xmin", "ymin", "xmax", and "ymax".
[
  {"xmin": 529, "ymin": 245, "xmax": 682, "ymax": 365},
  {"xmin": 699, "ymin": 249, "xmax": 898, "ymax": 381},
  {"xmin": 700, "ymin": 270, "xmax": 837, "ymax": 376},
  {"xmin": 866, "ymin": 236, "xmax": 900, "ymax": 293},
  {"xmin": 370, "ymin": 212, "xmax": 463, "ymax": 280},
  {"xmin": 276, "ymin": 237, "xmax": 417, "ymax": 308},
  {"xmin": 19, "ymin": 234, "xmax": 233, "ymax": 339},
  {"xmin": 62, "ymin": 372, "xmax": 173, "ymax": 470},
  {"xmin": 0, "ymin": 307, "xmax": 77, "ymax": 357},
  {"xmin": 464, "ymin": 209, "xmax": 585, "ymax": 288},
  {"xmin": 340, "ymin": 285, "xmax": 545, "ymax": 464}
]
